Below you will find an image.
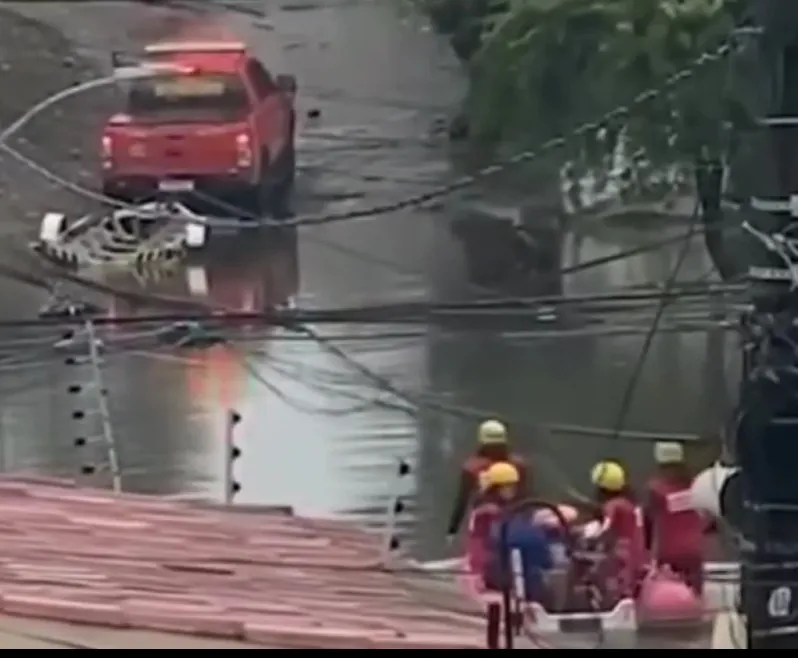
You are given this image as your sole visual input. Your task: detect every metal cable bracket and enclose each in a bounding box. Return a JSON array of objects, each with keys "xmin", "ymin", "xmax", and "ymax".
[{"xmin": 29, "ymin": 201, "xmax": 207, "ymax": 270}]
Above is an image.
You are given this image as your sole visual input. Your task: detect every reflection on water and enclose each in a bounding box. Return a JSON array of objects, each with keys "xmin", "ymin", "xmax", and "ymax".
[{"xmin": 105, "ymin": 230, "xmax": 299, "ymax": 315}]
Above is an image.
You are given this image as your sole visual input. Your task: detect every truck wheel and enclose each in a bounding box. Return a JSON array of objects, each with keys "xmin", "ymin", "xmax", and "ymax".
[
  {"xmin": 241, "ymin": 149, "xmax": 274, "ymax": 222},
  {"xmin": 240, "ymin": 165, "xmax": 269, "ymax": 221},
  {"xmin": 249, "ymin": 182, "xmax": 268, "ymax": 219},
  {"xmin": 268, "ymin": 144, "xmax": 295, "ymax": 220}
]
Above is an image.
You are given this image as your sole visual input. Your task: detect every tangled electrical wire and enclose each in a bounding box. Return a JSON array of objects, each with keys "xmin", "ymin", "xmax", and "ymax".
[
  {"xmin": 0, "ymin": 283, "xmax": 741, "ymax": 330},
  {"xmin": 0, "ymin": 242, "xmax": 741, "ymax": 487}
]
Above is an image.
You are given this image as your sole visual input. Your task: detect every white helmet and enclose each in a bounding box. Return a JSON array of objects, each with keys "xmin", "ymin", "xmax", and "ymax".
[
  {"xmin": 478, "ymin": 419, "xmax": 507, "ymax": 445},
  {"xmin": 690, "ymin": 463, "xmax": 739, "ymax": 518}
]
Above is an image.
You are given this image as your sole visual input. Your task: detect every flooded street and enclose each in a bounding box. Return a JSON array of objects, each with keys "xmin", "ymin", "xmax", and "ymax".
[{"xmin": 0, "ymin": 0, "xmax": 736, "ymax": 598}]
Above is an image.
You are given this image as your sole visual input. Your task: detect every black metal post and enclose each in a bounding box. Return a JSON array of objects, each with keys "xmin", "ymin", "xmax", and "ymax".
[
  {"xmin": 730, "ymin": 1, "xmax": 798, "ymax": 647},
  {"xmin": 498, "ymin": 515, "xmax": 514, "ymax": 650},
  {"xmin": 737, "ymin": 312, "xmax": 798, "ymax": 648}
]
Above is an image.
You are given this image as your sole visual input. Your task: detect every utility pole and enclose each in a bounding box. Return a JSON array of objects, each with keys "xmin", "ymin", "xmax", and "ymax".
[
  {"xmin": 379, "ymin": 458, "xmax": 411, "ymax": 565},
  {"xmin": 731, "ymin": 0, "xmax": 798, "ymax": 648},
  {"xmin": 85, "ymin": 320, "xmax": 121, "ymax": 493},
  {"xmin": 736, "ymin": 311, "xmax": 798, "ymax": 649},
  {"xmin": 223, "ymin": 409, "xmax": 242, "ymax": 504},
  {"xmin": 66, "ymin": 317, "xmax": 122, "ymax": 494}
]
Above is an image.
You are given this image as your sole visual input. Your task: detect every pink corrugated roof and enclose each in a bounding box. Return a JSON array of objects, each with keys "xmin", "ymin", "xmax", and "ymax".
[{"xmin": 0, "ymin": 476, "xmax": 483, "ymax": 649}]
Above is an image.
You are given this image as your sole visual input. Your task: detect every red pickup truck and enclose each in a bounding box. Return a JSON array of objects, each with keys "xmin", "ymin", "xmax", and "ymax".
[{"xmin": 101, "ymin": 40, "xmax": 296, "ymax": 218}]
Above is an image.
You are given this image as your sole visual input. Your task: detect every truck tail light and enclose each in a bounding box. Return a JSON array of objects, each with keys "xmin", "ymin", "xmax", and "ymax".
[
  {"xmin": 235, "ymin": 133, "xmax": 252, "ymax": 168},
  {"xmin": 101, "ymin": 135, "xmax": 113, "ymax": 170}
]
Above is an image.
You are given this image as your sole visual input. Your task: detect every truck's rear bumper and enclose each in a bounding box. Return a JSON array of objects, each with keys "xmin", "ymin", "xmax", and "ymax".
[{"xmin": 102, "ymin": 174, "xmax": 257, "ymax": 203}]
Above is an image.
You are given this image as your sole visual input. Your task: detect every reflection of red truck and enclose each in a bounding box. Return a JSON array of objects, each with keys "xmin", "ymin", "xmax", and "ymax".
[
  {"xmin": 184, "ymin": 236, "xmax": 299, "ymax": 312},
  {"xmin": 102, "ymin": 39, "xmax": 296, "ymax": 217},
  {"xmin": 106, "ymin": 233, "xmax": 299, "ymax": 321}
]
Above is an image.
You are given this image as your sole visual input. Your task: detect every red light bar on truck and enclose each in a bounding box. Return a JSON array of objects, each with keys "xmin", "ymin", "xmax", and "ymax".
[
  {"xmin": 111, "ymin": 61, "xmax": 197, "ymax": 80},
  {"xmin": 144, "ymin": 42, "xmax": 247, "ymax": 55}
]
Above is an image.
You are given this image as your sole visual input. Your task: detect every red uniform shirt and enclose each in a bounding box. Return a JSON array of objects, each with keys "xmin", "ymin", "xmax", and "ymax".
[
  {"xmin": 647, "ymin": 475, "xmax": 704, "ymax": 562},
  {"xmin": 465, "ymin": 502, "xmax": 500, "ymax": 576},
  {"xmin": 602, "ymin": 496, "xmax": 646, "ymax": 583}
]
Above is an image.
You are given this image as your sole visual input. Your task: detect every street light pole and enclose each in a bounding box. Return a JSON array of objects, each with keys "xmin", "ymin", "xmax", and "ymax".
[{"xmin": 0, "ymin": 61, "xmax": 188, "ymax": 149}]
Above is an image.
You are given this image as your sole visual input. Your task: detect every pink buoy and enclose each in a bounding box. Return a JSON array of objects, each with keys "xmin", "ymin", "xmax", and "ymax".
[{"xmin": 637, "ymin": 566, "xmax": 704, "ymax": 627}]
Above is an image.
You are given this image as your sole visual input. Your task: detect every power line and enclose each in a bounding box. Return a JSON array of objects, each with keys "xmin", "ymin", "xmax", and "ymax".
[
  {"xmin": 109, "ymin": 317, "xmax": 719, "ymax": 446},
  {"xmin": 0, "ymin": 315, "xmax": 734, "ymax": 379},
  {"xmin": 176, "ymin": 178, "xmax": 735, "ymax": 311},
  {"xmin": 289, "ymin": 322, "xmax": 709, "ymax": 443},
  {"xmin": 609, "ymin": 206, "xmax": 701, "ymax": 441},
  {"xmin": 0, "ymin": 300, "xmax": 717, "ymax": 329},
  {"xmin": 0, "ymin": 253, "xmax": 741, "ymax": 330}
]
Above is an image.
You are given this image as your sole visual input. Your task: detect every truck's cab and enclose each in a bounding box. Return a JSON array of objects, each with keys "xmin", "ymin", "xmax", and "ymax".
[{"xmin": 102, "ymin": 39, "xmax": 296, "ymax": 217}]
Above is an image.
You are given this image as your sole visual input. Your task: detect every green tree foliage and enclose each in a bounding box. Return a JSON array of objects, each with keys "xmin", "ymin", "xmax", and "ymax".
[
  {"xmin": 426, "ymin": 0, "xmax": 750, "ymax": 202},
  {"xmin": 470, "ymin": 1, "xmax": 742, "ymax": 138}
]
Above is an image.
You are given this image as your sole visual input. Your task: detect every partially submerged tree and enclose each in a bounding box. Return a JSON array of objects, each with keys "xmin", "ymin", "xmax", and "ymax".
[
  {"xmin": 420, "ymin": 0, "xmax": 504, "ymax": 61},
  {"xmin": 467, "ymin": 1, "xmax": 743, "ymax": 141},
  {"xmin": 424, "ymin": 0, "xmax": 750, "ymax": 276}
]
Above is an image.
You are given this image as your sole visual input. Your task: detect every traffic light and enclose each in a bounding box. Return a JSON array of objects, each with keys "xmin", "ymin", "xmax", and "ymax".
[{"xmin": 224, "ymin": 409, "xmax": 242, "ymax": 503}]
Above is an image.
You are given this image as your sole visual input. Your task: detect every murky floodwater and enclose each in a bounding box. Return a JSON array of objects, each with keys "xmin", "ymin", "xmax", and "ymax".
[{"xmin": 0, "ymin": 0, "xmax": 736, "ymax": 604}]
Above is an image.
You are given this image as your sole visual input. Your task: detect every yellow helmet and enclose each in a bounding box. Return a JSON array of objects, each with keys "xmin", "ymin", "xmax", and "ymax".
[
  {"xmin": 481, "ymin": 461, "xmax": 520, "ymax": 490},
  {"xmin": 478, "ymin": 419, "xmax": 507, "ymax": 445},
  {"xmin": 590, "ymin": 461, "xmax": 626, "ymax": 492}
]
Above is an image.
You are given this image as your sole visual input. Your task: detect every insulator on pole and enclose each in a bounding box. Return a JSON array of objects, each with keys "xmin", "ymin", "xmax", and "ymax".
[
  {"xmin": 66, "ymin": 319, "xmax": 122, "ymax": 493},
  {"xmin": 224, "ymin": 409, "xmax": 242, "ymax": 504},
  {"xmin": 380, "ymin": 458, "xmax": 411, "ymax": 563}
]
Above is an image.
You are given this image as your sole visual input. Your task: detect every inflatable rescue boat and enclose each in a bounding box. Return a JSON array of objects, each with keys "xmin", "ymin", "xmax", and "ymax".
[{"xmin": 420, "ymin": 499, "xmax": 737, "ymax": 642}]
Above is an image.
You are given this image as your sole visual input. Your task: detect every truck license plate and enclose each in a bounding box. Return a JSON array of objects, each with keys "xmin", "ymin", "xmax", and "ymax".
[{"xmin": 158, "ymin": 179, "xmax": 194, "ymax": 192}]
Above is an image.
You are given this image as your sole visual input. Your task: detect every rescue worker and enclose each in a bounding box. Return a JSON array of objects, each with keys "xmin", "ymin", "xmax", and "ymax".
[
  {"xmin": 474, "ymin": 462, "xmax": 553, "ymax": 603},
  {"xmin": 469, "ymin": 462, "xmax": 521, "ymax": 548},
  {"xmin": 644, "ymin": 441, "xmax": 705, "ymax": 595},
  {"xmin": 446, "ymin": 419, "xmax": 526, "ymax": 540},
  {"xmin": 465, "ymin": 462, "xmax": 516, "ymax": 581},
  {"xmin": 588, "ymin": 460, "xmax": 646, "ymax": 597}
]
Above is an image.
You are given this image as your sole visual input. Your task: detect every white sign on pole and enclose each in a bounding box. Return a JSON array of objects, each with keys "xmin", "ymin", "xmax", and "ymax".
[{"xmin": 767, "ymin": 586, "xmax": 792, "ymax": 619}]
